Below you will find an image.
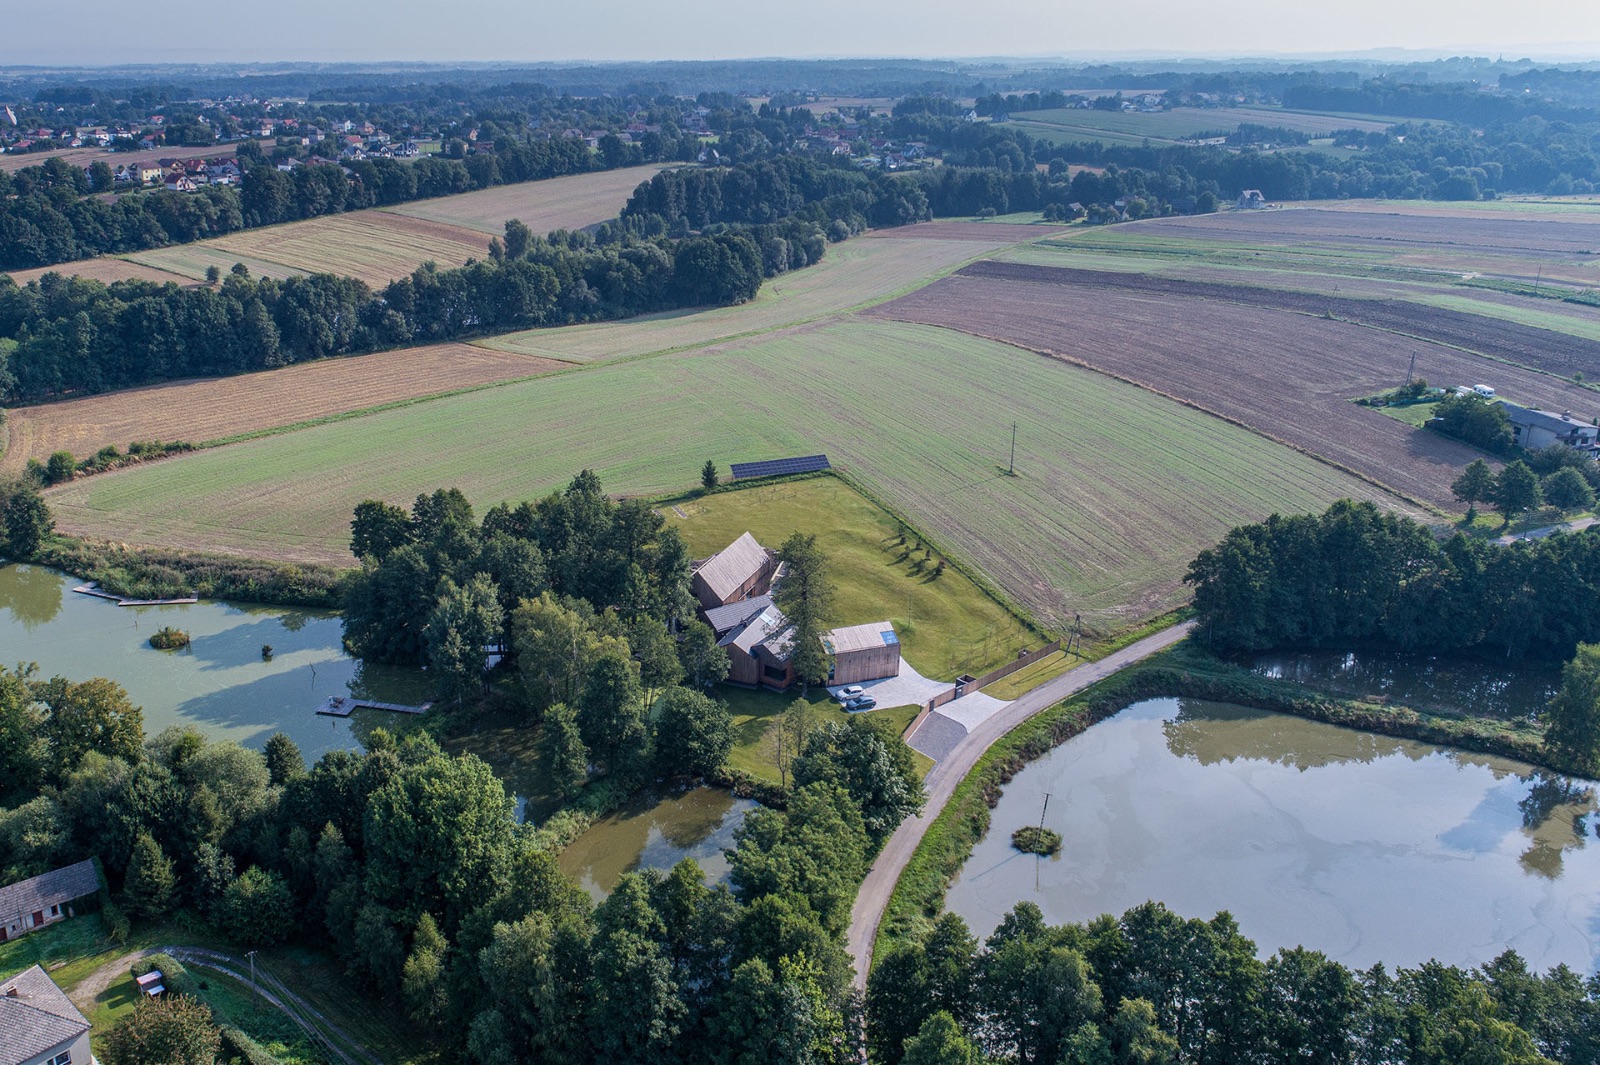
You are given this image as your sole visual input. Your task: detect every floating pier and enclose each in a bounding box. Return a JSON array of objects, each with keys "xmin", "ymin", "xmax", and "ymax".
[
  {"xmin": 315, "ymin": 696, "xmax": 433, "ymax": 718},
  {"xmin": 72, "ymin": 582, "xmax": 198, "ymax": 606}
]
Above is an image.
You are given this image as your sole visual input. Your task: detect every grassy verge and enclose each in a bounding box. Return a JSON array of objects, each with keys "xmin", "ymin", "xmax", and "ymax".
[
  {"xmin": 720, "ymin": 684, "xmax": 929, "ymax": 782},
  {"xmin": 33, "ymin": 536, "xmax": 348, "ymax": 607},
  {"xmin": 874, "ymin": 642, "xmax": 1559, "ymax": 963}
]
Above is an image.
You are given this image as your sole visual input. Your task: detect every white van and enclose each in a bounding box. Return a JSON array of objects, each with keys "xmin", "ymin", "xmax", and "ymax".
[{"xmin": 1473, "ymin": 384, "xmax": 1496, "ymax": 398}]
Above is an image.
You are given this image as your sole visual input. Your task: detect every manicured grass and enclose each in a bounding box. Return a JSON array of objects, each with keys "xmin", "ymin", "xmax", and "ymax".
[
  {"xmin": 980, "ymin": 649, "xmax": 1079, "ymax": 701},
  {"xmin": 1368, "ymin": 400, "xmax": 1441, "ymax": 428},
  {"xmin": 667, "ymin": 477, "xmax": 1036, "ymax": 679},
  {"xmin": 49, "ymin": 319, "xmax": 1398, "ymax": 634},
  {"xmin": 0, "ymin": 913, "xmax": 118, "ymax": 983},
  {"xmin": 720, "ymin": 684, "xmax": 931, "ymax": 783}
]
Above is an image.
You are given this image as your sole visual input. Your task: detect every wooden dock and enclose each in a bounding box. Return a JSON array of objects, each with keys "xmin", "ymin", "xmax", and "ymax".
[
  {"xmin": 315, "ymin": 696, "xmax": 432, "ymax": 718},
  {"xmin": 72, "ymin": 582, "xmax": 199, "ymax": 606}
]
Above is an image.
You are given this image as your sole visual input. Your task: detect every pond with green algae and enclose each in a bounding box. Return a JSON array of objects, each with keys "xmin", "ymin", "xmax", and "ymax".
[
  {"xmin": 559, "ymin": 787, "xmax": 757, "ymax": 900},
  {"xmin": 946, "ymin": 697, "xmax": 1600, "ymax": 971},
  {"xmin": 0, "ymin": 563, "xmax": 428, "ymax": 760}
]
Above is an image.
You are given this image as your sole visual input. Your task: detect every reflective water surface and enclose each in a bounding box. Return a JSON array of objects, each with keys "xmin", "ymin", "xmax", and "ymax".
[
  {"xmin": 0, "ymin": 564, "xmax": 428, "ymax": 759},
  {"xmin": 559, "ymin": 787, "xmax": 756, "ymax": 900},
  {"xmin": 1253, "ymin": 650, "xmax": 1560, "ymax": 720},
  {"xmin": 946, "ymin": 698, "xmax": 1600, "ymax": 971}
]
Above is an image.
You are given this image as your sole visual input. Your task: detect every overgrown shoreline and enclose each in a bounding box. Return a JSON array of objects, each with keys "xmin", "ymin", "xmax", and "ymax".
[
  {"xmin": 874, "ymin": 643, "xmax": 1569, "ymax": 962},
  {"xmin": 32, "ymin": 536, "xmax": 348, "ymax": 608}
]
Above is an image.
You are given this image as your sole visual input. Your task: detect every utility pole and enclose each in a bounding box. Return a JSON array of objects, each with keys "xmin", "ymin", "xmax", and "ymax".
[
  {"xmin": 246, "ymin": 950, "xmax": 258, "ymax": 1003},
  {"xmin": 1405, "ymin": 351, "xmax": 1416, "ymax": 387},
  {"xmin": 1008, "ymin": 422, "xmax": 1018, "ymax": 476}
]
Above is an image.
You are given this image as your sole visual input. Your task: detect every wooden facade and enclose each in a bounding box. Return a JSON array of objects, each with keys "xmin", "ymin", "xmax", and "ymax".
[{"xmin": 824, "ymin": 621, "xmax": 902, "ymax": 685}]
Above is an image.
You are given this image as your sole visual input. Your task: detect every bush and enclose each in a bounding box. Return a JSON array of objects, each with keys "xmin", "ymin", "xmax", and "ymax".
[
  {"xmin": 148, "ymin": 627, "xmax": 191, "ymax": 650},
  {"xmin": 45, "ymin": 450, "xmax": 76, "ymax": 484}
]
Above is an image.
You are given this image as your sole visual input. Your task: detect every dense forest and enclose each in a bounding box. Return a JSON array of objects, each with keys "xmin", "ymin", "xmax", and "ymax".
[
  {"xmin": 1185, "ymin": 499, "xmax": 1600, "ymax": 659},
  {"xmin": 0, "ymin": 156, "xmax": 919, "ymax": 404}
]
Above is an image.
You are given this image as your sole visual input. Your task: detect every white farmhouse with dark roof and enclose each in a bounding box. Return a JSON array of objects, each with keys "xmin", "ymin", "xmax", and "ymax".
[
  {"xmin": 1503, "ymin": 404, "xmax": 1600, "ymax": 453},
  {"xmin": 0, "ymin": 860, "xmax": 100, "ymax": 943},
  {"xmin": 0, "ymin": 965, "xmax": 92, "ymax": 1065}
]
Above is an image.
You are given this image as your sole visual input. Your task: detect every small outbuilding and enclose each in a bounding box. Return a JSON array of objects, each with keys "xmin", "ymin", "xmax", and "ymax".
[
  {"xmin": 0, "ymin": 859, "xmax": 100, "ymax": 943},
  {"xmin": 823, "ymin": 621, "xmax": 902, "ymax": 686}
]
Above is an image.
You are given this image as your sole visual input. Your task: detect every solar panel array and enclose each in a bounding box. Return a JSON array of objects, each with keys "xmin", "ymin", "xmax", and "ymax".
[{"xmin": 730, "ymin": 454, "xmax": 831, "ymax": 480}]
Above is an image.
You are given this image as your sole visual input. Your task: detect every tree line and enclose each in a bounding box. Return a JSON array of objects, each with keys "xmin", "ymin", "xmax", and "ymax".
[
  {"xmin": 0, "ymin": 156, "xmax": 906, "ymax": 403},
  {"xmin": 1185, "ymin": 499, "xmax": 1600, "ymax": 660},
  {"xmin": 0, "ymin": 659, "xmax": 924, "ymax": 1064},
  {"xmin": 869, "ymin": 899, "xmax": 1596, "ymax": 1065},
  {"xmin": 0, "ymin": 135, "xmax": 631, "ymax": 272}
]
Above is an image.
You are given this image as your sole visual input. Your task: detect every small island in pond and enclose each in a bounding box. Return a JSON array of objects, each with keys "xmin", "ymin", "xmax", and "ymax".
[
  {"xmin": 1012, "ymin": 826, "xmax": 1062, "ymax": 856},
  {"xmin": 148, "ymin": 626, "xmax": 191, "ymax": 650}
]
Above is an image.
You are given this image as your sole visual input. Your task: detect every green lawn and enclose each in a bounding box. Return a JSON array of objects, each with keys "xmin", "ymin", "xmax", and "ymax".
[
  {"xmin": 719, "ymin": 685, "xmax": 931, "ymax": 783},
  {"xmin": 51, "ymin": 319, "xmax": 1397, "ymax": 637},
  {"xmin": 667, "ymin": 477, "xmax": 1037, "ymax": 679}
]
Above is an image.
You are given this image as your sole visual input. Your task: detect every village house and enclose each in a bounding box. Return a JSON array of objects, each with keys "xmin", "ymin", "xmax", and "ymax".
[
  {"xmin": 1237, "ymin": 189, "xmax": 1268, "ymax": 209},
  {"xmin": 1503, "ymin": 404, "xmax": 1600, "ymax": 453},
  {"xmin": 0, "ymin": 859, "xmax": 100, "ymax": 943},
  {"xmin": 713, "ymin": 597, "xmax": 799, "ymax": 690},
  {"xmin": 690, "ymin": 532, "xmax": 779, "ymax": 612},
  {"xmin": 0, "ymin": 966, "xmax": 93, "ymax": 1065}
]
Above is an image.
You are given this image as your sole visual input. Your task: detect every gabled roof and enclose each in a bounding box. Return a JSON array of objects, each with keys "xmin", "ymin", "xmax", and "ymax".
[
  {"xmin": 724, "ymin": 604, "xmax": 790, "ymax": 653},
  {"xmin": 693, "ymin": 532, "xmax": 770, "ymax": 603},
  {"xmin": 823, "ymin": 621, "xmax": 899, "ymax": 655},
  {"xmin": 704, "ymin": 594, "xmax": 774, "ymax": 637},
  {"xmin": 0, "ymin": 965, "xmax": 90, "ymax": 1065},
  {"xmin": 1503, "ymin": 403, "xmax": 1598, "ymax": 437},
  {"xmin": 0, "ymin": 859, "xmax": 99, "ymax": 923}
]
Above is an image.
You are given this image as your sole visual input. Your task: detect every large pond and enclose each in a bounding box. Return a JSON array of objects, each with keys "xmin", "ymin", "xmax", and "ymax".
[
  {"xmin": 559, "ymin": 787, "xmax": 756, "ymax": 900},
  {"xmin": 946, "ymin": 697, "xmax": 1600, "ymax": 972},
  {"xmin": 0, "ymin": 564, "xmax": 428, "ymax": 760},
  {"xmin": 1252, "ymin": 650, "xmax": 1561, "ymax": 720}
]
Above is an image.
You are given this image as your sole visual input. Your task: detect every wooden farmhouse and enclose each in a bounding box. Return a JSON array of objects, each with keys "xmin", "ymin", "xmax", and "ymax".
[
  {"xmin": 822, "ymin": 621, "xmax": 903, "ymax": 686},
  {"xmin": 706, "ymin": 595, "xmax": 798, "ymax": 691},
  {"xmin": 690, "ymin": 532, "xmax": 778, "ymax": 612},
  {"xmin": 0, "ymin": 965, "xmax": 92, "ymax": 1065},
  {"xmin": 0, "ymin": 859, "xmax": 100, "ymax": 944}
]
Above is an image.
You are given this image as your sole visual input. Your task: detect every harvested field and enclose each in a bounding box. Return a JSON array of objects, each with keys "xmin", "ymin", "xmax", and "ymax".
[
  {"xmin": 1006, "ymin": 106, "xmax": 1396, "ymax": 147},
  {"xmin": 866, "ymin": 265, "xmax": 1600, "ymax": 508},
  {"xmin": 46, "ymin": 319, "xmax": 1406, "ymax": 633},
  {"xmin": 1, "ymin": 343, "xmax": 565, "ymax": 474},
  {"xmin": 874, "ymin": 220, "xmax": 1064, "ymax": 240},
  {"xmin": 125, "ymin": 212, "xmax": 491, "ymax": 288},
  {"xmin": 4, "ymin": 258, "xmax": 194, "ymax": 288},
  {"xmin": 0, "ymin": 140, "xmax": 274, "ymax": 174},
  {"xmin": 1052, "ymin": 207, "xmax": 1600, "ymax": 287},
  {"xmin": 478, "ymin": 227, "xmax": 1040, "ymax": 362},
  {"xmin": 958, "ymin": 260, "xmax": 1600, "ymax": 380},
  {"xmin": 381, "ymin": 164, "xmax": 668, "ymax": 234}
]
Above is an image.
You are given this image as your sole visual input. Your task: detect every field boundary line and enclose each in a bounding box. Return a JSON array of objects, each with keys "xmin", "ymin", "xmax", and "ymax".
[
  {"xmin": 470, "ymin": 225, "xmax": 1054, "ymax": 366},
  {"xmin": 866, "ymin": 316, "xmax": 1443, "ymax": 517}
]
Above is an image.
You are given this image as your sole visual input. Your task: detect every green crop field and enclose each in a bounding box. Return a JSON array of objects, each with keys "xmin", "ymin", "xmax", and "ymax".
[
  {"xmin": 667, "ymin": 476, "xmax": 1038, "ymax": 679},
  {"xmin": 49, "ymin": 318, "xmax": 1404, "ymax": 634},
  {"xmin": 475, "ymin": 230, "xmax": 1034, "ymax": 362}
]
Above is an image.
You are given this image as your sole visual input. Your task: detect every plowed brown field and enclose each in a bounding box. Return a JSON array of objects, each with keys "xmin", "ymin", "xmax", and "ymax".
[
  {"xmin": 1, "ymin": 342, "xmax": 567, "ymax": 473},
  {"xmin": 866, "ymin": 266, "xmax": 1600, "ymax": 508}
]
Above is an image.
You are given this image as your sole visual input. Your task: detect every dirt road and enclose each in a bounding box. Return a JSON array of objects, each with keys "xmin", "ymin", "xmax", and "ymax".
[
  {"xmin": 846, "ymin": 621, "xmax": 1196, "ymax": 988},
  {"xmin": 68, "ymin": 945, "xmax": 382, "ymax": 1065}
]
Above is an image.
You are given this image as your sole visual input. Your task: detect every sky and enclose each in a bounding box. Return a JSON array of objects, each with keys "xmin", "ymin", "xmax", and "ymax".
[{"xmin": 4, "ymin": 0, "xmax": 1600, "ymax": 66}]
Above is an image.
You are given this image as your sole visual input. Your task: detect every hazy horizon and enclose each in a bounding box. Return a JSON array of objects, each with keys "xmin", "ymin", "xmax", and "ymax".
[{"xmin": 5, "ymin": 0, "xmax": 1599, "ymax": 69}]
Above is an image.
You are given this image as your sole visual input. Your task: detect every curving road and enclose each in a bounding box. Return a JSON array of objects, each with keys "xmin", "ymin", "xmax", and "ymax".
[{"xmin": 847, "ymin": 620, "xmax": 1196, "ymax": 988}]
